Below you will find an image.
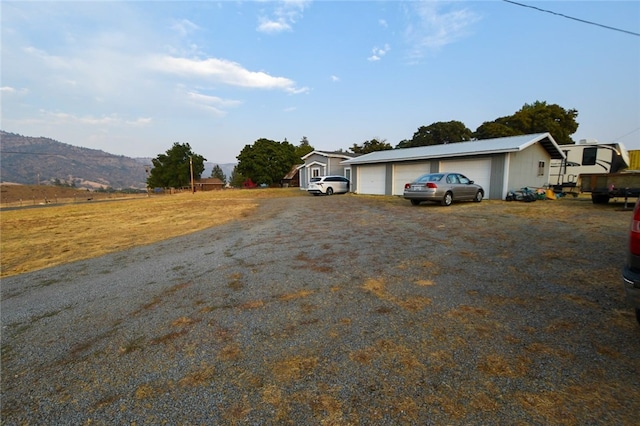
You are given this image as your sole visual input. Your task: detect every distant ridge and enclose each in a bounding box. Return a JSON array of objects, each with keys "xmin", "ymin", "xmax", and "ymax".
[{"xmin": 0, "ymin": 131, "xmax": 236, "ymax": 189}]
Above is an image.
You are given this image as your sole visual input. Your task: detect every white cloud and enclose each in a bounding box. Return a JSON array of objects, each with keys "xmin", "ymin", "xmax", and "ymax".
[
  {"xmin": 331, "ymin": 75, "xmax": 340, "ymax": 82},
  {"xmin": 404, "ymin": 1, "xmax": 481, "ymax": 59},
  {"xmin": 368, "ymin": 43, "xmax": 391, "ymax": 62},
  {"xmin": 150, "ymin": 55, "xmax": 309, "ymax": 93},
  {"xmin": 1, "ymin": 86, "xmax": 29, "ymax": 95},
  {"xmin": 257, "ymin": 18, "xmax": 291, "ymax": 34},
  {"xmin": 171, "ymin": 19, "xmax": 200, "ymax": 37},
  {"xmin": 186, "ymin": 91, "xmax": 242, "ymax": 108},
  {"xmin": 257, "ymin": 0, "xmax": 310, "ymax": 34},
  {"xmin": 127, "ymin": 117, "xmax": 153, "ymax": 126},
  {"xmin": 13, "ymin": 110, "xmax": 152, "ymax": 128},
  {"xmin": 24, "ymin": 46, "xmax": 75, "ymax": 70},
  {"xmin": 184, "ymin": 90, "xmax": 242, "ymax": 116},
  {"xmin": 379, "ymin": 19, "xmax": 388, "ymax": 28}
]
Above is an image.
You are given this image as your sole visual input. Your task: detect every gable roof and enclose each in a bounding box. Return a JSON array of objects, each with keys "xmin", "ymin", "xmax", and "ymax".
[
  {"xmin": 301, "ymin": 150, "xmax": 359, "ymax": 161},
  {"xmin": 283, "ymin": 164, "xmax": 303, "ymax": 180},
  {"xmin": 342, "ymin": 133, "xmax": 565, "ymax": 165}
]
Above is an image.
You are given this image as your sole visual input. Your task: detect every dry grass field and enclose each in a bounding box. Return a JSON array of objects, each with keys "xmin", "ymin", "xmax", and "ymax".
[{"xmin": 0, "ymin": 186, "xmax": 304, "ymax": 277}]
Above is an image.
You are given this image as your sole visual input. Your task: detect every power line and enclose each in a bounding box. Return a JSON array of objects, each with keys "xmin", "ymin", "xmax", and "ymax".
[
  {"xmin": 613, "ymin": 127, "xmax": 640, "ymax": 143},
  {"xmin": 503, "ymin": 0, "xmax": 640, "ymax": 37}
]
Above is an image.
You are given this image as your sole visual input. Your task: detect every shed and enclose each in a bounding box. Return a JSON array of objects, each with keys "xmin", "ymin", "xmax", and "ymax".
[
  {"xmin": 281, "ymin": 164, "xmax": 303, "ymax": 187},
  {"xmin": 299, "ymin": 150, "xmax": 359, "ymax": 190},
  {"xmin": 341, "ymin": 133, "xmax": 565, "ymax": 200}
]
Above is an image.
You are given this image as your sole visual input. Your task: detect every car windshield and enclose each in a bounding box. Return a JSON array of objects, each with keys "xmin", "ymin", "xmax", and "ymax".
[{"xmin": 416, "ymin": 174, "xmax": 443, "ymax": 183}]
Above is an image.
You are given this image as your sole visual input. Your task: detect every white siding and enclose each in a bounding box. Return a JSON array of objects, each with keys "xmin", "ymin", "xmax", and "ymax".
[
  {"xmin": 439, "ymin": 158, "xmax": 492, "ymax": 199},
  {"xmin": 507, "ymin": 143, "xmax": 550, "ymax": 190},
  {"xmin": 393, "ymin": 163, "xmax": 430, "ymax": 195},
  {"xmin": 357, "ymin": 165, "xmax": 386, "ymax": 195}
]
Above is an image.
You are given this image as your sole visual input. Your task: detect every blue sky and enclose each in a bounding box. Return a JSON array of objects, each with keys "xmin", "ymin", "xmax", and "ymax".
[{"xmin": 2, "ymin": 1, "xmax": 639, "ymax": 164}]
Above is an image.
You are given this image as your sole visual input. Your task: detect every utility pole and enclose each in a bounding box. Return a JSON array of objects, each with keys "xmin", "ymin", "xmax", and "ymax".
[{"xmin": 189, "ymin": 156, "xmax": 195, "ymax": 193}]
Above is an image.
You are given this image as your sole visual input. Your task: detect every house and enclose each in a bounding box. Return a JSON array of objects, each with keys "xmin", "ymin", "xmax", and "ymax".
[
  {"xmin": 194, "ymin": 177, "xmax": 224, "ymax": 191},
  {"xmin": 299, "ymin": 150, "xmax": 359, "ymax": 190},
  {"xmin": 341, "ymin": 133, "xmax": 565, "ymax": 200}
]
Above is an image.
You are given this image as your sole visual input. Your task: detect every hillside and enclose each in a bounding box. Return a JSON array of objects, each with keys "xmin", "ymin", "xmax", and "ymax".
[{"xmin": 0, "ymin": 131, "xmax": 236, "ymax": 189}]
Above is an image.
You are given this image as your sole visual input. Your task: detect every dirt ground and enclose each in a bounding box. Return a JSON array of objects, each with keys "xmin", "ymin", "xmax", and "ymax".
[{"xmin": 2, "ymin": 194, "xmax": 639, "ymax": 425}]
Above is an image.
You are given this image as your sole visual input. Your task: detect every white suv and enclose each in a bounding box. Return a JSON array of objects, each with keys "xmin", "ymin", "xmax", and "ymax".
[{"xmin": 307, "ymin": 176, "xmax": 350, "ymax": 195}]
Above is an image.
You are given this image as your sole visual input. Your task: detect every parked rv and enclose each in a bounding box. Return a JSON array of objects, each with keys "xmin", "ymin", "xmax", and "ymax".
[{"xmin": 550, "ymin": 140, "xmax": 630, "ymax": 194}]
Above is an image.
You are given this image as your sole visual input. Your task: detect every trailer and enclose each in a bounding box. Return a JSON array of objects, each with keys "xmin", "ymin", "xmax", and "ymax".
[
  {"xmin": 579, "ymin": 171, "xmax": 640, "ymax": 204},
  {"xmin": 550, "ymin": 140, "xmax": 630, "ymax": 195}
]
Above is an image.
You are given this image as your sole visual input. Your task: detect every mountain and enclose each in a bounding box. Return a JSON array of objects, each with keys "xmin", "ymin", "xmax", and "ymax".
[{"xmin": 0, "ymin": 131, "xmax": 236, "ymax": 189}]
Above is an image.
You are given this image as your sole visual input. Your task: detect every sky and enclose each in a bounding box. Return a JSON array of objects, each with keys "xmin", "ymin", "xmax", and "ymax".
[{"xmin": 2, "ymin": 0, "xmax": 639, "ymax": 164}]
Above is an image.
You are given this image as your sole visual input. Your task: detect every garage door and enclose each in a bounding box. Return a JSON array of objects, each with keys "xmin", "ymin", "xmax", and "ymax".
[
  {"xmin": 440, "ymin": 158, "xmax": 492, "ymax": 198},
  {"xmin": 358, "ymin": 164, "xmax": 386, "ymax": 195},
  {"xmin": 393, "ymin": 163, "xmax": 431, "ymax": 195}
]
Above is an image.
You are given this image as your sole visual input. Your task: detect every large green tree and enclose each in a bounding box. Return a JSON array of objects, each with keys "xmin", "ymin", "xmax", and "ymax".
[
  {"xmin": 350, "ymin": 138, "xmax": 393, "ymax": 154},
  {"xmin": 397, "ymin": 121, "xmax": 473, "ymax": 148},
  {"xmin": 146, "ymin": 142, "xmax": 206, "ymax": 188},
  {"xmin": 210, "ymin": 164, "xmax": 227, "ymax": 185},
  {"xmin": 236, "ymin": 138, "xmax": 298, "ymax": 185},
  {"xmin": 474, "ymin": 101, "xmax": 579, "ymax": 144}
]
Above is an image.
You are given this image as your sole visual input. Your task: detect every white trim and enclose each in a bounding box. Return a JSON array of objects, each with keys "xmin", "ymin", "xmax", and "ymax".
[
  {"xmin": 344, "ymin": 167, "xmax": 351, "ymax": 181},
  {"xmin": 301, "ymin": 150, "xmax": 356, "ymax": 161},
  {"xmin": 502, "ymin": 153, "xmax": 511, "ymax": 200}
]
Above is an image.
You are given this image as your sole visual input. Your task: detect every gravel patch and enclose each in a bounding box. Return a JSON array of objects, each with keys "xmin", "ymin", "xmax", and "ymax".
[{"xmin": 2, "ymin": 194, "xmax": 639, "ymax": 425}]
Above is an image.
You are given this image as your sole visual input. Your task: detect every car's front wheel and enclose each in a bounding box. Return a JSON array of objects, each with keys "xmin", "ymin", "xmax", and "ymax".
[
  {"xmin": 410, "ymin": 200, "xmax": 420, "ymax": 206},
  {"xmin": 474, "ymin": 191, "xmax": 483, "ymax": 202},
  {"xmin": 636, "ymin": 308, "xmax": 640, "ymax": 325},
  {"xmin": 326, "ymin": 187, "xmax": 334, "ymax": 195},
  {"xmin": 441, "ymin": 192, "xmax": 453, "ymax": 206}
]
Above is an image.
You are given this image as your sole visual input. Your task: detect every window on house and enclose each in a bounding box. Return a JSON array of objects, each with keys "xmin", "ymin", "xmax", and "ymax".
[
  {"xmin": 312, "ymin": 168, "xmax": 320, "ymax": 178},
  {"xmin": 538, "ymin": 161, "xmax": 545, "ymax": 176}
]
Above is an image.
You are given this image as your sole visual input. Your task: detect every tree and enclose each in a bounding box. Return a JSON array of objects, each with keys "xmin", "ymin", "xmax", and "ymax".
[
  {"xmin": 229, "ymin": 165, "xmax": 245, "ymax": 188},
  {"xmin": 473, "ymin": 101, "xmax": 579, "ymax": 144},
  {"xmin": 295, "ymin": 136, "xmax": 314, "ymax": 160},
  {"xmin": 350, "ymin": 138, "xmax": 393, "ymax": 154},
  {"xmin": 396, "ymin": 121, "xmax": 473, "ymax": 148},
  {"xmin": 474, "ymin": 121, "xmax": 521, "ymax": 140},
  {"xmin": 236, "ymin": 138, "xmax": 298, "ymax": 186},
  {"xmin": 210, "ymin": 164, "xmax": 227, "ymax": 185},
  {"xmin": 146, "ymin": 142, "xmax": 206, "ymax": 188}
]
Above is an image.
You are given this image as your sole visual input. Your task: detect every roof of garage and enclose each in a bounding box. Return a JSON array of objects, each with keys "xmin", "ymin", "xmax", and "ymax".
[
  {"xmin": 341, "ymin": 133, "xmax": 565, "ymax": 165},
  {"xmin": 301, "ymin": 150, "xmax": 359, "ymax": 160}
]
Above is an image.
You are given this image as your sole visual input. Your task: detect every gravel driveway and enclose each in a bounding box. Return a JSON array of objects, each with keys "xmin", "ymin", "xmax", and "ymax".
[{"xmin": 2, "ymin": 194, "xmax": 639, "ymax": 425}]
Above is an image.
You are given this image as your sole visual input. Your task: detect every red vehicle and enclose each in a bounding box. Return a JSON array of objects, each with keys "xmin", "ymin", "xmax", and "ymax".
[{"xmin": 623, "ymin": 199, "xmax": 640, "ymax": 324}]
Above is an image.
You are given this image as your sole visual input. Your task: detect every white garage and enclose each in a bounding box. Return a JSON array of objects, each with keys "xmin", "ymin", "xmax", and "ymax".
[
  {"xmin": 392, "ymin": 163, "xmax": 431, "ymax": 195},
  {"xmin": 439, "ymin": 158, "xmax": 492, "ymax": 198},
  {"xmin": 357, "ymin": 164, "xmax": 386, "ymax": 195},
  {"xmin": 342, "ymin": 133, "xmax": 565, "ymax": 200}
]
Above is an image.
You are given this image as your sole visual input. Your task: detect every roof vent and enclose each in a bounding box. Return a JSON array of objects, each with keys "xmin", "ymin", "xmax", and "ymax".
[{"xmin": 579, "ymin": 138, "xmax": 599, "ymax": 144}]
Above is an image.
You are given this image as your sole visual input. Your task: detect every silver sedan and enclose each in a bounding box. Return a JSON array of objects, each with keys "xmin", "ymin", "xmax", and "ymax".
[{"xmin": 403, "ymin": 172, "xmax": 484, "ymax": 206}]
